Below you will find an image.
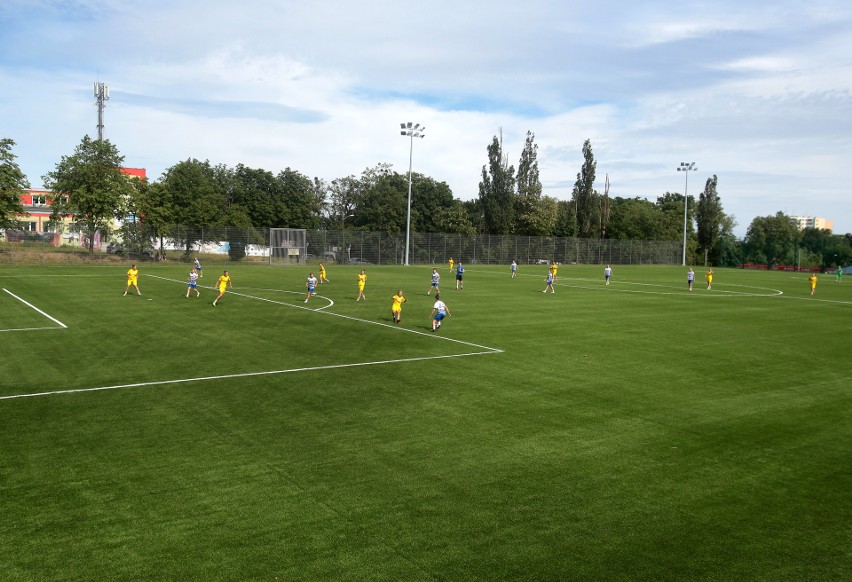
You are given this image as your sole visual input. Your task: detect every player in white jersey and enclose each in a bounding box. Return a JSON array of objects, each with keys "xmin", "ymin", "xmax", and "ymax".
[
  {"xmin": 604, "ymin": 265, "xmax": 612, "ymax": 285},
  {"xmin": 305, "ymin": 273, "xmax": 318, "ymax": 303},
  {"xmin": 186, "ymin": 269, "xmax": 200, "ymax": 298},
  {"xmin": 194, "ymin": 258, "xmax": 203, "ymax": 277},
  {"xmin": 426, "ymin": 268, "xmax": 440, "ymax": 295},
  {"xmin": 430, "ymin": 293, "xmax": 452, "ymax": 331}
]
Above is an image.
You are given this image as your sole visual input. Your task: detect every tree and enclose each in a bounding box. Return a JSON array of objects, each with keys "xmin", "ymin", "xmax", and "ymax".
[
  {"xmin": 275, "ymin": 168, "xmax": 323, "ymax": 229},
  {"xmin": 44, "ymin": 135, "xmax": 132, "ymax": 254},
  {"xmin": 799, "ymin": 227, "xmax": 852, "ymax": 269},
  {"xmin": 696, "ymin": 175, "xmax": 723, "ymax": 265},
  {"xmin": 232, "ymin": 164, "xmax": 284, "ymax": 228},
  {"xmin": 478, "ymin": 132, "xmax": 515, "ymax": 234},
  {"xmin": 553, "ymin": 200, "xmax": 576, "ymax": 238},
  {"xmin": 514, "ymin": 131, "xmax": 552, "ymax": 235},
  {"xmin": 117, "ymin": 174, "xmax": 154, "ymax": 256},
  {"xmin": 744, "ymin": 212, "xmax": 799, "ymax": 266},
  {"xmin": 355, "ymin": 172, "xmax": 407, "ymax": 232},
  {"xmin": 462, "ymin": 199, "xmax": 485, "ymax": 234},
  {"xmin": 572, "ymin": 139, "xmax": 598, "ymax": 238},
  {"xmin": 433, "ymin": 200, "xmax": 476, "ymax": 235},
  {"xmin": 515, "ymin": 194, "xmax": 558, "ymax": 236},
  {"xmin": 136, "ymin": 181, "xmax": 173, "ymax": 255},
  {"xmin": 656, "ymin": 192, "xmax": 695, "ymax": 241},
  {"xmin": 607, "ymin": 197, "xmax": 665, "ymax": 240},
  {"xmin": 159, "ymin": 159, "xmax": 225, "ymax": 255},
  {"xmin": 516, "ymin": 131, "xmax": 541, "ymax": 199},
  {"xmin": 328, "ymin": 175, "xmax": 362, "ymax": 229},
  {"xmin": 0, "ymin": 138, "xmax": 29, "ymax": 229},
  {"xmin": 409, "ymin": 174, "xmax": 455, "ymax": 233}
]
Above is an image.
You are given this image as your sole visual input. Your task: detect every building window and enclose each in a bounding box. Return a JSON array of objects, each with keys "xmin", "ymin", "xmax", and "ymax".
[
  {"xmin": 31, "ymin": 195, "xmax": 48, "ymax": 206},
  {"xmin": 25, "ymin": 222, "xmax": 37, "ymax": 232}
]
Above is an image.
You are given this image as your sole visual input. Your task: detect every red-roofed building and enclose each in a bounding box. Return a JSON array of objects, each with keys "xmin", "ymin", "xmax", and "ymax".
[{"xmin": 8, "ymin": 168, "xmax": 147, "ymax": 246}]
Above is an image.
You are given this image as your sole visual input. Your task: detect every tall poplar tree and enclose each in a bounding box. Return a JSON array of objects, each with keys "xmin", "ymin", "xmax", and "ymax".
[
  {"xmin": 516, "ymin": 131, "xmax": 541, "ymax": 198},
  {"xmin": 696, "ymin": 174, "xmax": 723, "ymax": 265},
  {"xmin": 572, "ymin": 139, "xmax": 598, "ymax": 238},
  {"xmin": 478, "ymin": 132, "xmax": 515, "ymax": 235}
]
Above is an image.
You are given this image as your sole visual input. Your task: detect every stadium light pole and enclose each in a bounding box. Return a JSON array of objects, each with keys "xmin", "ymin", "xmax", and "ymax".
[
  {"xmin": 400, "ymin": 122, "xmax": 425, "ymax": 266},
  {"xmin": 678, "ymin": 162, "xmax": 697, "ymax": 266}
]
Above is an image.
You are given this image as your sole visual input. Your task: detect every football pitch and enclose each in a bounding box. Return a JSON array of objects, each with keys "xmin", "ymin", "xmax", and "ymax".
[{"xmin": 1, "ymin": 262, "xmax": 849, "ymax": 579}]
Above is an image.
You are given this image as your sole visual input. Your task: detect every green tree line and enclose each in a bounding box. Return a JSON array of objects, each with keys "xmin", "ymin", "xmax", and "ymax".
[{"xmin": 2, "ymin": 134, "xmax": 850, "ymax": 267}]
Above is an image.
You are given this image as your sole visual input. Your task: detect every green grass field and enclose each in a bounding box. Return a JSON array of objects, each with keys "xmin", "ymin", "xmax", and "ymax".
[{"xmin": 1, "ymin": 261, "xmax": 850, "ymax": 580}]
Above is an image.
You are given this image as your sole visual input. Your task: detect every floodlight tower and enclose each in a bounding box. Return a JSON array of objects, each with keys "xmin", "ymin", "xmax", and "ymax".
[
  {"xmin": 399, "ymin": 122, "xmax": 425, "ymax": 266},
  {"xmin": 677, "ymin": 161, "xmax": 697, "ymax": 266},
  {"xmin": 94, "ymin": 82, "xmax": 110, "ymax": 141}
]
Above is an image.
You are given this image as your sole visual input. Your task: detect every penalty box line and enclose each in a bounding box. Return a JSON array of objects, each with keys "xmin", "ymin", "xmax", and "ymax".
[
  {"xmin": 2, "ymin": 288, "xmax": 68, "ymax": 329},
  {"xmin": 0, "ymin": 351, "xmax": 501, "ymax": 401},
  {"xmin": 146, "ymin": 274, "xmax": 503, "ymax": 354}
]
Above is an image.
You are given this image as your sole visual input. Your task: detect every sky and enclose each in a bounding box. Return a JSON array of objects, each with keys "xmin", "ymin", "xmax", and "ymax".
[{"xmin": 2, "ymin": 0, "xmax": 851, "ymax": 237}]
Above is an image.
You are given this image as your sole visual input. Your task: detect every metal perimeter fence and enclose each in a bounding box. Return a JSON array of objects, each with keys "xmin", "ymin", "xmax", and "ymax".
[
  {"xmin": 1, "ymin": 226, "xmax": 681, "ymax": 266},
  {"xmin": 305, "ymin": 230, "xmax": 679, "ymax": 266}
]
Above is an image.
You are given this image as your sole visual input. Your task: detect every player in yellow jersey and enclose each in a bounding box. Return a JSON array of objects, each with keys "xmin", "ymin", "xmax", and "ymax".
[
  {"xmin": 390, "ymin": 289, "xmax": 407, "ymax": 323},
  {"xmin": 356, "ymin": 269, "xmax": 367, "ymax": 301},
  {"xmin": 319, "ymin": 263, "xmax": 329, "ymax": 284},
  {"xmin": 706, "ymin": 268, "xmax": 713, "ymax": 289},
  {"xmin": 123, "ymin": 263, "xmax": 141, "ymax": 296},
  {"xmin": 808, "ymin": 273, "xmax": 817, "ymax": 296},
  {"xmin": 550, "ymin": 261, "xmax": 559, "ymax": 283},
  {"xmin": 448, "ymin": 257, "xmax": 454, "ymax": 272},
  {"xmin": 212, "ymin": 270, "xmax": 232, "ymax": 306}
]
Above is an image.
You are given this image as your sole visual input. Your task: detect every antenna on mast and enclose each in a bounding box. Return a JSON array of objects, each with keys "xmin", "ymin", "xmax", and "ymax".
[{"xmin": 94, "ymin": 81, "xmax": 110, "ymax": 140}]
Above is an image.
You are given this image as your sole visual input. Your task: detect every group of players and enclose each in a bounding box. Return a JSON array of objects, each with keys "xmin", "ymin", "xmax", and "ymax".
[
  {"xmin": 303, "ymin": 262, "xmax": 453, "ymax": 331},
  {"xmin": 124, "ymin": 255, "xmax": 837, "ymax": 331},
  {"xmin": 123, "ymin": 258, "xmax": 233, "ymax": 305}
]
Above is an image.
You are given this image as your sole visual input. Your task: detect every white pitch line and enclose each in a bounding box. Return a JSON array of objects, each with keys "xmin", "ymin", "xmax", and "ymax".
[
  {"xmin": 0, "ymin": 351, "xmax": 501, "ymax": 401},
  {"xmin": 0, "ymin": 326, "xmax": 66, "ymax": 333},
  {"xmin": 146, "ymin": 274, "xmax": 502, "ymax": 353},
  {"xmin": 2, "ymin": 288, "xmax": 68, "ymax": 328},
  {"xmin": 510, "ymin": 271, "xmax": 785, "ymax": 297}
]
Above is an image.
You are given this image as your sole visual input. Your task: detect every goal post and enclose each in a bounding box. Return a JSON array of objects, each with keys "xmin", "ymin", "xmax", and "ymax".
[{"xmin": 269, "ymin": 228, "xmax": 307, "ymax": 266}]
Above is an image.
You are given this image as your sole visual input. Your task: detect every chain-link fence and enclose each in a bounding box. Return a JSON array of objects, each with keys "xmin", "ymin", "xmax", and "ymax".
[
  {"xmin": 304, "ymin": 230, "xmax": 679, "ymax": 265},
  {"xmin": 3, "ymin": 225, "xmax": 681, "ymax": 265}
]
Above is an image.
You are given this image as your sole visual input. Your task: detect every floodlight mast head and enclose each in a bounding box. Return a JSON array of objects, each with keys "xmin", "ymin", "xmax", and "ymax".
[{"xmin": 400, "ymin": 124, "xmax": 426, "ymax": 139}]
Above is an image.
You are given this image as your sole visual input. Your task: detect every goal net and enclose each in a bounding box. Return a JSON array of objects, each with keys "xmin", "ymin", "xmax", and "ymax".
[{"xmin": 269, "ymin": 228, "xmax": 307, "ymax": 266}]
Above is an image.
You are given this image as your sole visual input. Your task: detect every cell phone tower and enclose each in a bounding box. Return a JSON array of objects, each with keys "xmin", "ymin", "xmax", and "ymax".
[{"xmin": 94, "ymin": 82, "xmax": 109, "ymax": 140}]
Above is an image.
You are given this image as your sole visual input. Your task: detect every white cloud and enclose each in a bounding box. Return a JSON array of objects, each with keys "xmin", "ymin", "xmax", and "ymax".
[{"xmin": 3, "ymin": 0, "xmax": 852, "ymax": 235}]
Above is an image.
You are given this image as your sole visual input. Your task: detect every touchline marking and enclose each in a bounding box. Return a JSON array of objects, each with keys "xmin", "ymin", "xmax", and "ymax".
[
  {"xmin": 2, "ymin": 288, "xmax": 68, "ymax": 328},
  {"xmin": 554, "ymin": 282, "xmax": 783, "ymax": 297},
  {"xmin": 512, "ymin": 272, "xmax": 785, "ymax": 297},
  {"xmin": 0, "ymin": 351, "xmax": 501, "ymax": 400},
  {"xmin": 0, "ymin": 326, "xmax": 66, "ymax": 333},
  {"xmin": 146, "ymin": 274, "xmax": 501, "ymax": 353}
]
